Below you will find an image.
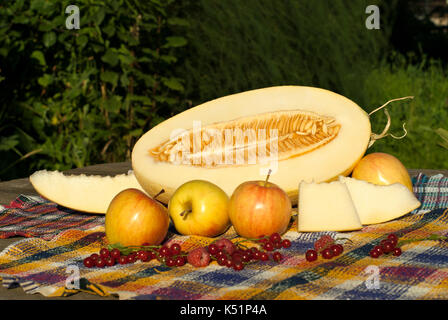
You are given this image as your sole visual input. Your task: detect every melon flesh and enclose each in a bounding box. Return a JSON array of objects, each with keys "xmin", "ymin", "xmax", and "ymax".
[
  {"xmin": 298, "ymin": 180, "xmax": 363, "ymax": 232},
  {"xmin": 29, "ymin": 170, "xmax": 147, "ymax": 214},
  {"xmin": 132, "ymin": 86, "xmax": 371, "ymax": 204},
  {"xmin": 339, "ymin": 176, "xmax": 421, "ymax": 225}
]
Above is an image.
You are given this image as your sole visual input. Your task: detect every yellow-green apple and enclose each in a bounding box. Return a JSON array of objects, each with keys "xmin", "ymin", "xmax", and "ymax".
[
  {"xmin": 229, "ymin": 174, "xmax": 292, "ymax": 239},
  {"xmin": 168, "ymin": 180, "xmax": 230, "ymax": 237},
  {"xmin": 105, "ymin": 188, "xmax": 170, "ymax": 246},
  {"xmin": 351, "ymin": 152, "xmax": 413, "ymax": 192}
]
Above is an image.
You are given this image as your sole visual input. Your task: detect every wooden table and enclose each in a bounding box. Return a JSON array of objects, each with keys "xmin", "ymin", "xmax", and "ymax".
[{"xmin": 0, "ymin": 162, "xmax": 446, "ymax": 300}]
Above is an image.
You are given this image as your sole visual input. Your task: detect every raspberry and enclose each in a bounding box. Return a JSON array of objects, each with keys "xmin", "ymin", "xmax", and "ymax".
[
  {"xmin": 314, "ymin": 235, "xmax": 335, "ymax": 253},
  {"xmin": 187, "ymin": 247, "xmax": 211, "ymax": 268},
  {"xmin": 214, "ymin": 238, "xmax": 236, "ymax": 255}
]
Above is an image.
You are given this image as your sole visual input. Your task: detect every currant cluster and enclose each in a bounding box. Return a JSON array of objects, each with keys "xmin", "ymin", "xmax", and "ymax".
[
  {"xmin": 369, "ymin": 233, "xmax": 401, "ymax": 258},
  {"xmin": 82, "ymin": 242, "xmax": 186, "ymax": 268},
  {"xmin": 187, "ymin": 232, "xmax": 292, "ymax": 271},
  {"xmin": 305, "ymin": 235, "xmax": 344, "ymax": 262}
]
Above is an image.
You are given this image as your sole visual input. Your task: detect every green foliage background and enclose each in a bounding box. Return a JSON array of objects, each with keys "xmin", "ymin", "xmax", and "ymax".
[
  {"xmin": 0, "ymin": 0, "xmax": 447, "ymax": 181},
  {"xmin": 0, "ymin": 0, "xmax": 190, "ymax": 180}
]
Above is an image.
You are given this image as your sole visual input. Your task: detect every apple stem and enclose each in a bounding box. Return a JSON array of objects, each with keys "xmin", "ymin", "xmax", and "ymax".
[
  {"xmin": 264, "ymin": 169, "xmax": 272, "ymax": 187},
  {"xmin": 180, "ymin": 209, "xmax": 192, "ymax": 220},
  {"xmin": 153, "ymin": 189, "xmax": 165, "ymax": 200}
]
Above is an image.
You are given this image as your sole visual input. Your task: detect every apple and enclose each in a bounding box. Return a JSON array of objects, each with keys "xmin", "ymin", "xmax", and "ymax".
[
  {"xmin": 105, "ymin": 188, "xmax": 170, "ymax": 246},
  {"xmin": 168, "ymin": 180, "xmax": 230, "ymax": 237},
  {"xmin": 351, "ymin": 152, "xmax": 413, "ymax": 192},
  {"xmin": 228, "ymin": 173, "xmax": 292, "ymax": 239}
]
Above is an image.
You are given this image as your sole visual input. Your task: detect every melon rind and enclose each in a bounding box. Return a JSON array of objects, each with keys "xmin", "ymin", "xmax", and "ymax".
[
  {"xmin": 132, "ymin": 86, "xmax": 371, "ymax": 204},
  {"xmin": 29, "ymin": 170, "xmax": 147, "ymax": 214}
]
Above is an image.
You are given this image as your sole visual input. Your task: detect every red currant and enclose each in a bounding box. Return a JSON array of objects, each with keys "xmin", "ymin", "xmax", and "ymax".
[
  {"xmin": 90, "ymin": 253, "xmax": 100, "ymax": 261},
  {"xmin": 250, "ymin": 247, "xmax": 259, "ymax": 254},
  {"xmin": 175, "ymin": 256, "xmax": 186, "ymax": 267},
  {"xmin": 110, "ymin": 248, "xmax": 121, "ymax": 260},
  {"xmin": 215, "ymin": 250, "xmax": 225, "ymax": 259},
  {"xmin": 321, "ymin": 248, "xmax": 333, "ymax": 259},
  {"xmin": 165, "ymin": 257, "xmax": 176, "ymax": 267},
  {"xmin": 263, "ymin": 241, "xmax": 274, "ymax": 252},
  {"xmin": 159, "ymin": 246, "xmax": 172, "ymax": 257},
  {"xmin": 260, "ymin": 252, "xmax": 269, "ymax": 261},
  {"xmin": 99, "ymin": 248, "xmax": 110, "ymax": 259},
  {"xmin": 272, "ymin": 251, "xmax": 283, "ymax": 262},
  {"xmin": 387, "ymin": 234, "xmax": 398, "ymax": 247},
  {"xmin": 381, "ymin": 241, "xmax": 395, "ymax": 253},
  {"xmin": 281, "ymin": 239, "xmax": 291, "ymax": 248},
  {"xmin": 225, "ymin": 259, "xmax": 234, "ymax": 268},
  {"xmin": 372, "ymin": 245, "xmax": 383, "ymax": 256},
  {"xmin": 393, "ymin": 247, "xmax": 402, "ymax": 256},
  {"xmin": 207, "ymin": 243, "xmax": 219, "ymax": 255},
  {"xmin": 387, "ymin": 233, "xmax": 398, "ymax": 242},
  {"xmin": 137, "ymin": 250, "xmax": 150, "ymax": 262},
  {"xmin": 149, "ymin": 251, "xmax": 157, "ymax": 260},
  {"xmin": 241, "ymin": 252, "xmax": 251, "ymax": 262},
  {"xmin": 95, "ymin": 257, "xmax": 106, "ymax": 268},
  {"xmin": 270, "ymin": 233, "xmax": 282, "ymax": 244},
  {"xmin": 330, "ymin": 244, "xmax": 343, "ymax": 256},
  {"xmin": 274, "ymin": 242, "xmax": 282, "ymax": 249},
  {"xmin": 369, "ymin": 249, "xmax": 380, "ymax": 258},
  {"xmin": 126, "ymin": 254, "xmax": 136, "ymax": 264},
  {"xmin": 218, "ymin": 256, "xmax": 228, "ymax": 266},
  {"xmin": 83, "ymin": 257, "xmax": 95, "ymax": 268},
  {"xmin": 119, "ymin": 255, "xmax": 128, "ymax": 265},
  {"xmin": 305, "ymin": 249, "xmax": 318, "ymax": 262},
  {"xmin": 233, "ymin": 261, "xmax": 244, "ymax": 271},
  {"xmin": 170, "ymin": 243, "xmax": 182, "ymax": 256},
  {"xmin": 105, "ymin": 257, "xmax": 115, "ymax": 267}
]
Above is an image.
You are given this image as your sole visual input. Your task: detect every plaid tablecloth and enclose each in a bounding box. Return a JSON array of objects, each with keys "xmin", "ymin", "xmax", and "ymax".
[{"xmin": 0, "ymin": 173, "xmax": 447, "ymax": 300}]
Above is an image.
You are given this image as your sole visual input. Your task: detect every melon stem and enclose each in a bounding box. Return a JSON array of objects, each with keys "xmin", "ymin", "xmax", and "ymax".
[
  {"xmin": 367, "ymin": 96, "xmax": 413, "ymax": 148},
  {"xmin": 368, "ymin": 96, "xmax": 414, "ymax": 117}
]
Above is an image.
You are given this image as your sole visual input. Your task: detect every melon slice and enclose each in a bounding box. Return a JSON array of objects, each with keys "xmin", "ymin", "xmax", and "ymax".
[
  {"xmin": 29, "ymin": 170, "xmax": 147, "ymax": 214},
  {"xmin": 297, "ymin": 180, "xmax": 363, "ymax": 232},
  {"xmin": 132, "ymin": 86, "xmax": 371, "ymax": 204},
  {"xmin": 339, "ymin": 176, "xmax": 421, "ymax": 225}
]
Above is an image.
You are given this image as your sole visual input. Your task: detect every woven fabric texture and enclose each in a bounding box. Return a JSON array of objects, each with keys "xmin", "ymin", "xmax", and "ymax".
[{"xmin": 0, "ymin": 173, "xmax": 446, "ymax": 300}]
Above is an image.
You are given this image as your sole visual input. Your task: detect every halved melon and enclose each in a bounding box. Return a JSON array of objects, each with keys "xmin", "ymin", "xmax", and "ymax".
[
  {"xmin": 29, "ymin": 170, "xmax": 147, "ymax": 214},
  {"xmin": 132, "ymin": 86, "xmax": 371, "ymax": 204}
]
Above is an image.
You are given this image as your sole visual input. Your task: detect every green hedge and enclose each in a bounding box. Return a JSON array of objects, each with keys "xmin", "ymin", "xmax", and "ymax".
[{"xmin": 0, "ymin": 0, "xmax": 189, "ymax": 180}]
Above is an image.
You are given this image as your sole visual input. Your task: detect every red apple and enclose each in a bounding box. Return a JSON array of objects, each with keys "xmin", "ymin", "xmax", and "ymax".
[
  {"xmin": 105, "ymin": 188, "xmax": 170, "ymax": 246},
  {"xmin": 351, "ymin": 152, "xmax": 413, "ymax": 192},
  {"xmin": 228, "ymin": 174, "xmax": 292, "ymax": 239}
]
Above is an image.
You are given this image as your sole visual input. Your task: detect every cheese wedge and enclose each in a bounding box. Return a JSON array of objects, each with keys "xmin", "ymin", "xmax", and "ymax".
[
  {"xmin": 298, "ymin": 180, "xmax": 362, "ymax": 232},
  {"xmin": 339, "ymin": 176, "xmax": 421, "ymax": 225}
]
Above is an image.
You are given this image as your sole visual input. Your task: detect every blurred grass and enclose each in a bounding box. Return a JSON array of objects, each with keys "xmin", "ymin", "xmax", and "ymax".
[{"xmin": 182, "ymin": 0, "xmax": 396, "ymax": 105}]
